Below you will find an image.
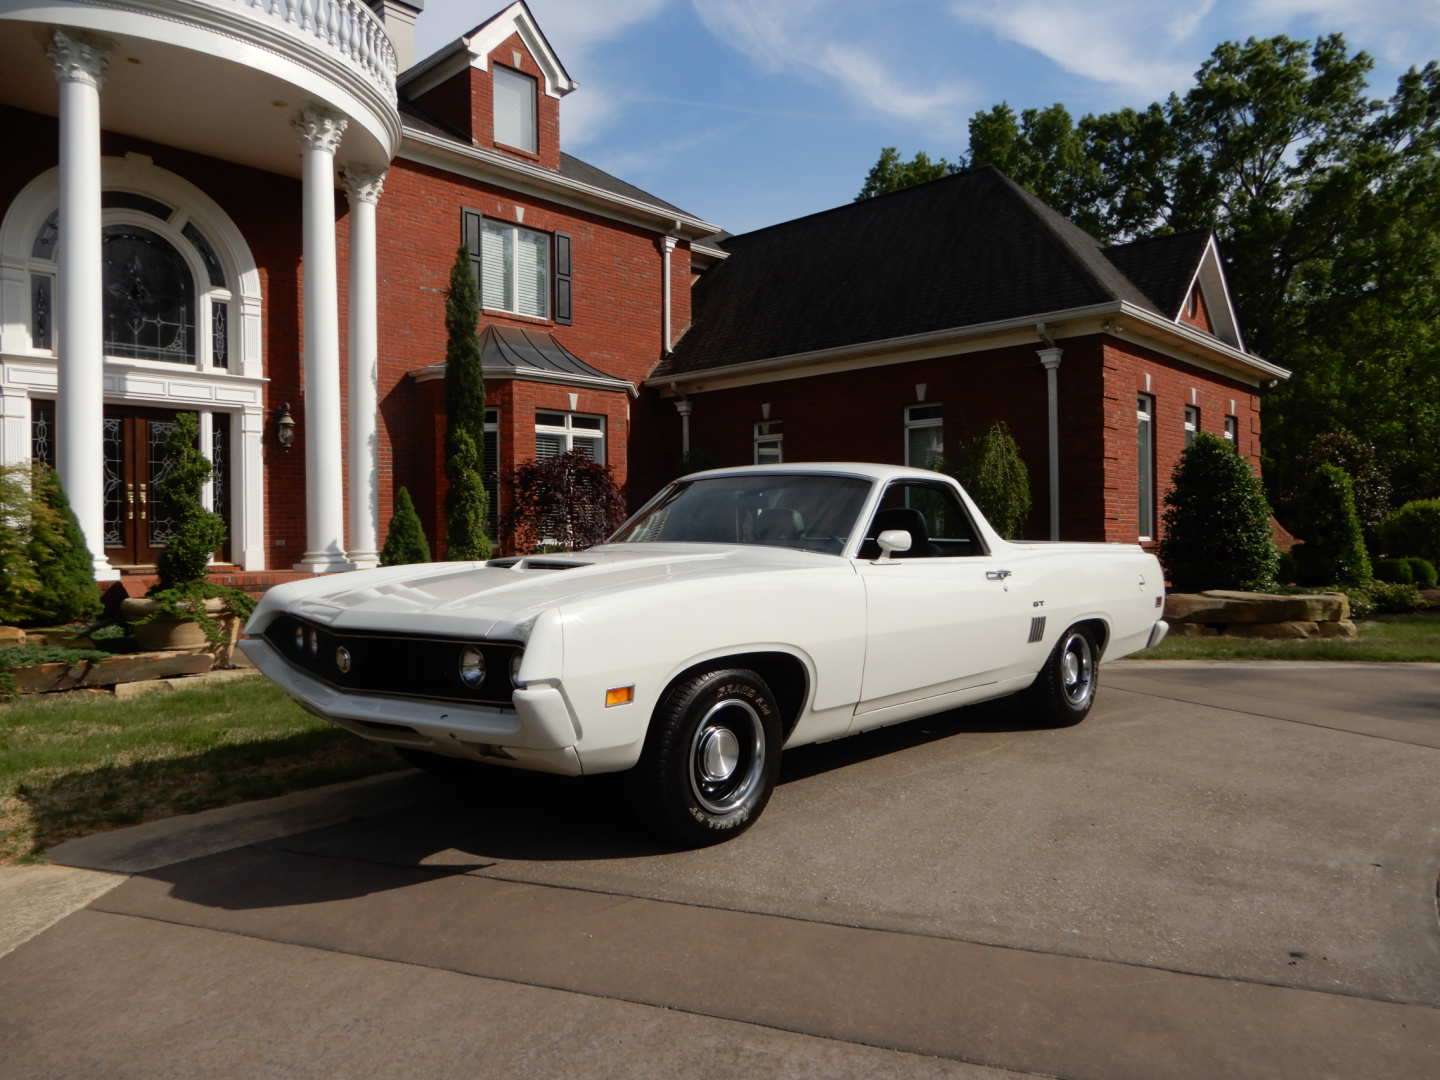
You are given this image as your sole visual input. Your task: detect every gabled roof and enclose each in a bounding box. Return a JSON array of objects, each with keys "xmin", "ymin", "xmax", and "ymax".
[
  {"xmin": 1104, "ymin": 230, "xmax": 1212, "ymax": 320},
  {"xmin": 411, "ymin": 325, "xmax": 634, "ymax": 395},
  {"xmin": 400, "ymin": 1, "xmax": 576, "ymax": 98},
  {"xmin": 656, "ymin": 166, "xmax": 1168, "ymax": 378}
]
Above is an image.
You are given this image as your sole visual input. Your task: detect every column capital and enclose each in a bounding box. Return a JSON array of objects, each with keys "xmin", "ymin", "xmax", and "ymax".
[
  {"xmin": 47, "ymin": 30, "xmax": 111, "ymax": 90},
  {"xmin": 292, "ymin": 106, "xmax": 349, "ymax": 155},
  {"xmin": 341, "ymin": 165, "xmax": 387, "ymax": 205}
]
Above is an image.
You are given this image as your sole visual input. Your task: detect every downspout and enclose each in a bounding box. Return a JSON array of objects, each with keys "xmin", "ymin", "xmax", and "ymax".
[
  {"xmin": 674, "ymin": 393, "xmax": 692, "ymax": 459},
  {"xmin": 659, "ymin": 235, "xmax": 677, "ymax": 353},
  {"xmin": 1036, "ymin": 323, "xmax": 1062, "ymax": 541}
]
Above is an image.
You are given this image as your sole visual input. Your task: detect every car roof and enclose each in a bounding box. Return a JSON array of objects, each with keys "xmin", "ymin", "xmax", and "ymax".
[{"xmin": 678, "ymin": 462, "xmax": 951, "ymax": 484}]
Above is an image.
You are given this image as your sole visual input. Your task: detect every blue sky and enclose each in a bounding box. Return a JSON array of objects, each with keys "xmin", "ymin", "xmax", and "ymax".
[{"xmin": 414, "ymin": 1, "xmax": 1440, "ymax": 236}]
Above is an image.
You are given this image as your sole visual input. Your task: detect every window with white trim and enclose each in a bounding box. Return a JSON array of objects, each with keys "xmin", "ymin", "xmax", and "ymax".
[
  {"xmin": 484, "ymin": 407, "xmax": 499, "ymax": 533},
  {"xmin": 480, "ymin": 220, "xmax": 550, "ymax": 318},
  {"xmin": 754, "ymin": 421, "xmax": 782, "ymax": 464},
  {"xmin": 536, "ymin": 410, "xmax": 603, "ymax": 463},
  {"xmin": 1138, "ymin": 395, "xmax": 1155, "ymax": 540},
  {"xmin": 25, "ymin": 193, "xmax": 233, "ymax": 369},
  {"xmin": 1184, "ymin": 404, "xmax": 1199, "ymax": 448},
  {"xmin": 492, "ymin": 64, "xmax": 538, "ymax": 153},
  {"xmin": 1224, "ymin": 414, "xmax": 1238, "ymax": 446},
  {"xmin": 904, "ymin": 404, "xmax": 944, "ymax": 468}
]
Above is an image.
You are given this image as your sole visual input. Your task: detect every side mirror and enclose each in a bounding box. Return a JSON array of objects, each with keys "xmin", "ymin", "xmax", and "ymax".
[{"xmin": 876, "ymin": 529, "xmax": 911, "ymax": 560}]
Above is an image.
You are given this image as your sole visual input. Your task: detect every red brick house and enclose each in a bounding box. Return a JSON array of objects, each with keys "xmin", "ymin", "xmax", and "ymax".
[
  {"xmin": 1, "ymin": 0, "xmax": 1283, "ymax": 586},
  {"xmin": 647, "ymin": 171, "xmax": 1287, "ymax": 543}
]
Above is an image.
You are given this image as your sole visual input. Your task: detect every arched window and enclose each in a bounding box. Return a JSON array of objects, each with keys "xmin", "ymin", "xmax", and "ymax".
[{"xmin": 26, "ymin": 191, "xmax": 233, "ymax": 369}]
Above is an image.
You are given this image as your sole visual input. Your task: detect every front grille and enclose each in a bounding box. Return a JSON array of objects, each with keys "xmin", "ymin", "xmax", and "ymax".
[{"xmin": 264, "ymin": 614, "xmax": 520, "ymax": 707}]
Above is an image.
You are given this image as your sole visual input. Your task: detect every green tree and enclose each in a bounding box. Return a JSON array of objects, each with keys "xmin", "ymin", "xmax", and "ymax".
[
  {"xmin": 860, "ymin": 35, "xmax": 1440, "ymax": 504},
  {"xmin": 27, "ymin": 465, "xmax": 103, "ymax": 624},
  {"xmin": 1159, "ymin": 432, "xmax": 1279, "ymax": 591},
  {"xmin": 381, "ymin": 486, "xmax": 431, "ymax": 566},
  {"xmin": 855, "ymin": 147, "xmax": 956, "ymax": 201},
  {"xmin": 0, "ymin": 465, "xmax": 41, "ymax": 624},
  {"xmin": 443, "ymin": 244, "xmax": 492, "ymax": 560},
  {"xmin": 952, "ymin": 421, "xmax": 1032, "ymax": 539},
  {"xmin": 154, "ymin": 412, "xmax": 227, "ymax": 589},
  {"xmin": 1292, "ymin": 464, "xmax": 1372, "ymax": 585}
]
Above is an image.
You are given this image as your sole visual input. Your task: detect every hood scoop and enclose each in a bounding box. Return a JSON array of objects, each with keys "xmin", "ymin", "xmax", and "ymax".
[{"xmin": 487, "ymin": 556, "xmax": 592, "ymax": 572}]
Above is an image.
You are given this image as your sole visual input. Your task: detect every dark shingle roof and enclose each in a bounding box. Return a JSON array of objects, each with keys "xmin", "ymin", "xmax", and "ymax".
[
  {"xmin": 1105, "ymin": 230, "xmax": 1212, "ymax": 319},
  {"xmin": 656, "ymin": 166, "xmax": 1172, "ymax": 378},
  {"xmin": 479, "ymin": 325, "xmax": 630, "ymax": 388}
]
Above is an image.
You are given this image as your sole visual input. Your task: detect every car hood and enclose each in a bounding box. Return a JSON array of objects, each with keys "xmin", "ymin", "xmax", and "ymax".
[{"xmin": 255, "ymin": 543, "xmax": 844, "ymax": 640}]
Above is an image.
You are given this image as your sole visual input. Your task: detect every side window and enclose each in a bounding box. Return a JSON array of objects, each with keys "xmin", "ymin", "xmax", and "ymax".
[{"xmin": 858, "ymin": 481, "xmax": 985, "ymax": 559}]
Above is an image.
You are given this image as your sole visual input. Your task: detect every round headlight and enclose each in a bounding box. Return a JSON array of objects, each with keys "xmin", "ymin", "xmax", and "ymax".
[
  {"xmin": 293, "ymin": 626, "xmax": 305, "ymax": 652},
  {"xmin": 334, "ymin": 646, "xmax": 352, "ymax": 674},
  {"xmin": 510, "ymin": 651, "xmax": 523, "ymax": 687},
  {"xmin": 459, "ymin": 646, "xmax": 487, "ymax": 688},
  {"xmin": 307, "ymin": 629, "xmax": 319, "ymax": 656}
]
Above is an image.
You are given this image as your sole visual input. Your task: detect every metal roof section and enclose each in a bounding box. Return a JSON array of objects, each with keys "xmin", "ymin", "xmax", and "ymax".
[{"xmin": 411, "ymin": 324, "xmax": 636, "ymax": 395}]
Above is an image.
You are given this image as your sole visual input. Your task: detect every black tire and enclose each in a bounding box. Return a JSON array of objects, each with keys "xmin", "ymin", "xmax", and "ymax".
[
  {"xmin": 629, "ymin": 667, "xmax": 782, "ymax": 847},
  {"xmin": 1023, "ymin": 624, "xmax": 1099, "ymax": 727}
]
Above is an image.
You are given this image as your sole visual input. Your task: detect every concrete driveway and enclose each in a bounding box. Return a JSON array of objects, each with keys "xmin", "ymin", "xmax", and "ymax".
[{"xmin": 2, "ymin": 661, "xmax": 1438, "ymax": 1078}]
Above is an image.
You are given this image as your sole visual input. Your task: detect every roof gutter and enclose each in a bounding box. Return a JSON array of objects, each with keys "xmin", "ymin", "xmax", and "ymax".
[
  {"xmin": 400, "ymin": 128, "xmax": 722, "ymax": 239},
  {"xmin": 649, "ymin": 301, "xmax": 1290, "ymax": 392}
]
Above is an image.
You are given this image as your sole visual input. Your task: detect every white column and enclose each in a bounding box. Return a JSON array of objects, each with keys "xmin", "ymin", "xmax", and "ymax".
[
  {"xmin": 674, "ymin": 397, "xmax": 692, "ymax": 458},
  {"xmin": 659, "ymin": 235, "xmax": 676, "ymax": 353},
  {"xmin": 341, "ymin": 165, "xmax": 385, "ymax": 570},
  {"xmin": 48, "ymin": 30, "xmax": 116, "ymax": 580},
  {"xmin": 292, "ymin": 106, "xmax": 351, "ymax": 573},
  {"xmin": 238, "ymin": 406, "xmax": 266, "ymax": 569},
  {"xmin": 1038, "ymin": 346, "xmax": 1062, "ymax": 541}
]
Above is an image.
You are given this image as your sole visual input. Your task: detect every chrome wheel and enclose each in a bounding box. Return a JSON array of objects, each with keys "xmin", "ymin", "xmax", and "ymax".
[
  {"xmin": 688, "ymin": 698, "xmax": 766, "ymax": 814},
  {"xmin": 1059, "ymin": 630, "xmax": 1095, "ymax": 708}
]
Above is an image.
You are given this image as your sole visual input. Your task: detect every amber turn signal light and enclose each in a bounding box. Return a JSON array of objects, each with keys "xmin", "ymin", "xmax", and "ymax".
[{"xmin": 605, "ymin": 686, "xmax": 634, "ymax": 708}]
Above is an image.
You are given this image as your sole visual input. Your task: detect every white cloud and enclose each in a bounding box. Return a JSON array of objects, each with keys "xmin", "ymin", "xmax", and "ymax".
[
  {"xmin": 950, "ymin": 0, "xmax": 1213, "ymax": 98},
  {"xmin": 1239, "ymin": 0, "xmax": 1440, "ymax": 68},
  {"xmin": 692, "ymin": 0, "xmax": 974, "ymax": 132}
]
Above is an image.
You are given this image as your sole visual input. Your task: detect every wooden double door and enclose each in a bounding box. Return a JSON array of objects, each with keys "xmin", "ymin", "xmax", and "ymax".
[{"xmin": 99, "ymin": 405, "xmax": 230, "ymax": 568}]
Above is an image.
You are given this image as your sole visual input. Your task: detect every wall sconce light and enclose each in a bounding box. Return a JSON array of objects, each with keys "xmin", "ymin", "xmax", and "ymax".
[{"xmin": 275, "ymin": 402, "xmax": 296, "ymax": 451}]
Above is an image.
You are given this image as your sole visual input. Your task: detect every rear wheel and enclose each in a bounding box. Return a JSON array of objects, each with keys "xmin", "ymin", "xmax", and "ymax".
[
  {"xmin": 1024, "ymin": 625, "xmax": 1098, "ymax": 727},
  {"xmin": 630, "ymin": 667, "xmax": 782, "ymax": 847}
]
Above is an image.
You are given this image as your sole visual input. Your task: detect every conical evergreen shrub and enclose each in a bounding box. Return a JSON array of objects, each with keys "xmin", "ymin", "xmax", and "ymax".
[
  {"xmin": 1293, "ymin": 464, "xmax": 1371, "ymax": 585},
  {"xmin": 20, "ymin": 466, "xmax": 100, "ymax": 625},
  {"xmin": 154, "ymin": 412, "xmax": 226, "ymax": 589},
  {"xmin": 381, "ymin": 486, "xmax": 431, "ymax": 565},
  {"xmin": 1159, "ymin": 432, "xmax": 1278, "ymax": 591},
  {"xmin": 443, "ymin": 244, "xmax": 492, "ymax": 560},
  {"xmin": 953, "ymin": 421, "xmax": 1032, "ymax": 539}
]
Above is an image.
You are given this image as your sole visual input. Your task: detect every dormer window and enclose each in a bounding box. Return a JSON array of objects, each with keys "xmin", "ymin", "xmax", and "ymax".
[{"xmin": 493, "ymin": 64, "xmax": 537, "ymax": 153}]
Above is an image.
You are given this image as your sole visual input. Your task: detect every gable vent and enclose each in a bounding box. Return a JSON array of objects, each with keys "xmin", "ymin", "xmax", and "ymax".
[{"xmin": 1028, "ymin": 616, "xmax": 1047, "ymax": 644}]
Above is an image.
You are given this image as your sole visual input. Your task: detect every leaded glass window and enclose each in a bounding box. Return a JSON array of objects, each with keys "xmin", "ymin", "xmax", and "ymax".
[
  {"xmin": 182, "ymin": 222, "xmax": 226, "ymax": 288},
  {"xmin": 31, "ymin": 274, "xmax": 53, "ymax": 350},
  {"xmin": 103, "ymin": 224, "xmax": 195, "ymax": 363},
  {"xmin": 103, "ymin": 417, "xmax": 124, "ymax": 548},
  {"xmin": 212, "ymin": 301, "xmax": 228, "ymax": 369},
  {"xmin": 211, "ymin": 412, "xmax": 230, "ymax": 531},
  {"xmin": 31, "ymin": 400, "xmax": 55, "ymax": 468},
  {"xmin": 32, "ymin": 210, "xmax": 58, "ymax": 259},
  {"xmin": 147, "ymin": 419, "xmax": 181, "ymax": 546}
]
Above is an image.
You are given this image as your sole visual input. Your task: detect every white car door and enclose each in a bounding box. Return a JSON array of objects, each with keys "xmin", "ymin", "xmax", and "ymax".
[{"xmin": 855, "ymin": 480, "xmax": 1030, "ymax": 713}]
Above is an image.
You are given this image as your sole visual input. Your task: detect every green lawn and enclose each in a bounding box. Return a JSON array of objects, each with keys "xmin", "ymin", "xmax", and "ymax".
[
  {"xmin": 0, "ymin": 678, "xmax": 400, "ymax": 864},
  {"xmin": 1136, "ymin": 614, "xmax": 1440, "ymax": 662}
]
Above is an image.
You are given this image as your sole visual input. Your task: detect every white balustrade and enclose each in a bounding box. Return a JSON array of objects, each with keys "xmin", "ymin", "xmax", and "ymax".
[{"xmin": 231, "ymin": 0, "xmax": 395, "ymax": 98}]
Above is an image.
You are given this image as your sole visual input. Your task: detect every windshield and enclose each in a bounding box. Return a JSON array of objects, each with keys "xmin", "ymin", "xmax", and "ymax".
[{"xmin": 611, "ymin": 474, "xmax": 873, "ymax": 556}]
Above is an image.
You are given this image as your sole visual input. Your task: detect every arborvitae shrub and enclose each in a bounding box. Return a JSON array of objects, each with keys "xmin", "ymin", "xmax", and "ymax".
[
  {"xmin": 1405, "ymin": 557, "xmax": 1438, "ymax": 589},
  {"xmin": 22, "ymin": 466, "xmax": 101, "ymax": 625},
  {"xmin": 1380, "ymin": 499, "xmax": 1440, "ymax": 565},
  {"xmin": 443, "ymin": 244, "xmax": 492, "ymax": 561},
  {"xmin": 953, "ymin": 421, "xmax": 1032, "ymax": 539},
  {"xmin": 1300, "ymin": 431, "xmax": 1392, "ymax": 534},
  {"xmin": 1373, "ymin": 557, "xmax": 1413, "ymax": 585},
  {"xmin": 155, "ymin": 413, "xmax": 226, "ymax": 589},
  {"xmin": 381, "ymin": 487, "xmax": 431, "ymax": 566},
  {"xmin": 1159, "ymin": 432, "xmax": 1279, "ymax": 591},
  {"xmin": 1295, "ymin": 464, "xmax": 1371, "ymax": 586}
]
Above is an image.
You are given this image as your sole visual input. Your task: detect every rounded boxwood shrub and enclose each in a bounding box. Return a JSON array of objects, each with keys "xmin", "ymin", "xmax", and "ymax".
[
  {"xmin": 1406, "ymin": 557, "xmax": 1438, "ymax": 589},
  {"xmin": 1159, "ymin": 432, "xmax": 1279, "ymax": 591},
  {"xmin": 1373, "ymin": 557, "xmax": 1413, "ymax": 585},
  {"xmin": 1380, "ymin": 499, "xmax": 1440, "ymax": 565},
  {"xmin": 1294, "ymin": 464, "xmax": 1371, "ymax": 586}
]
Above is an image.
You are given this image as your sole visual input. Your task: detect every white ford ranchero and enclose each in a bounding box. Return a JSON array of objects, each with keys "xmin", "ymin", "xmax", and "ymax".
[{"xmin": 240, "ymin": 463, "xmax": 1169, "ymax": 845}]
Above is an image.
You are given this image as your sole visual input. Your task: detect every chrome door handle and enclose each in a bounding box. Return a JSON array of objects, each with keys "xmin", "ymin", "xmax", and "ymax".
[{"xmin": 986, "ymin": 569, "xmax": 1012, "ymax": 581}]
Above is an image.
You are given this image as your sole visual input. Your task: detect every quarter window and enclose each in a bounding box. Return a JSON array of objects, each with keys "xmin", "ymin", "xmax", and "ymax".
[
  {"xmin": 904, "ymin": 404, "xmax": 944, "ymax": 469},
  {"xmin": 536, "ymin": 410, "xmax": 603, "ymax": 464},
  {"xmin": 492, "ymin": 64, "xmax": 538, "ymax": 153},
  {"xmin": 1138, "ymin": 394, "xmax": 1155, "ymax": 540},
  {"xmin": 859, "ymin": 481, "xmax": 984, "ymax": 559},
  {"xmin": 481, "ymin": 220, "xmax": 550, "ymax": 318}
]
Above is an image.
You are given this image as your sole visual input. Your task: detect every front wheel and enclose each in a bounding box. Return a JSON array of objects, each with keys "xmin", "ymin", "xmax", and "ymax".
[
  {"xmin": 629, "ymin": 668, "xmax": 782, "ymax": 847},
  {"xmin": 1024, "ymin": 625, "xmax": 1099, "ymax": 727}
]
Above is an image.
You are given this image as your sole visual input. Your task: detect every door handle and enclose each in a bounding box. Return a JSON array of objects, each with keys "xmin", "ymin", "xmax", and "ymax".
[
  {"xmin": 986, "ymin": 569, "xmax": 1012, "ymax": 581},
  {"xmin": 126, "ymin": 483, "xmax": 135, "ymax": 520},
  {"xmin": 139, "ymin": 483, "xmax": 148, "ymax": 522}
]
